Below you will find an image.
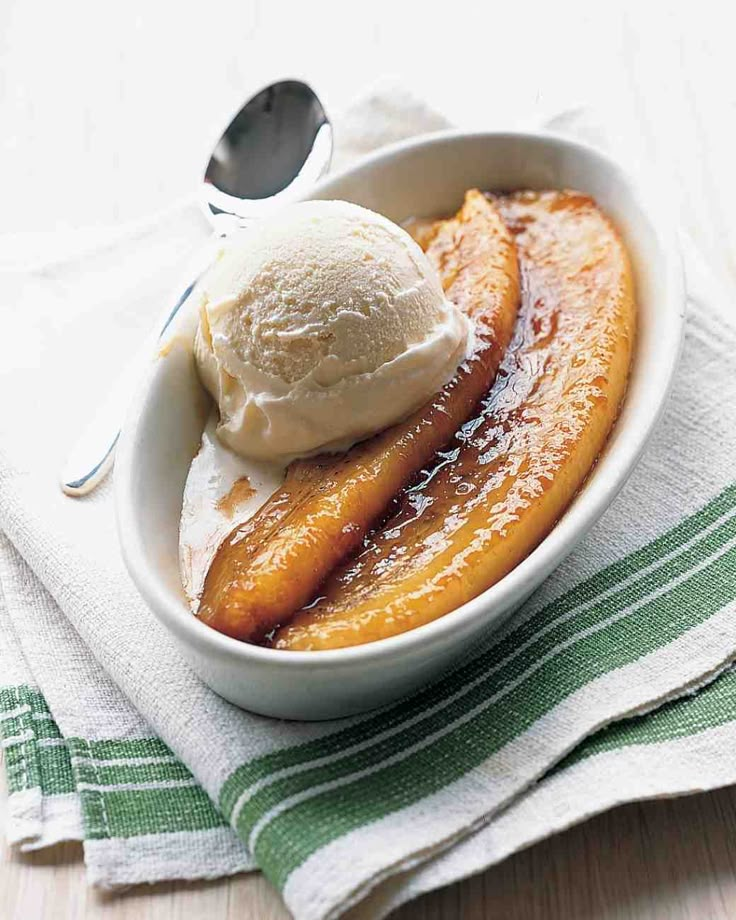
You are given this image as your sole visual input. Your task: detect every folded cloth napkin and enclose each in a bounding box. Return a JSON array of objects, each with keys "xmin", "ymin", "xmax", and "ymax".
[{"xmin": 2, "ymin": 87, "xmax": 736, "ymax": 920}]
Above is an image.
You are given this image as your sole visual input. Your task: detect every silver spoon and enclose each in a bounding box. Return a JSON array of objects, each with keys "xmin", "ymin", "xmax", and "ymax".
[{"xmin": 61, "ymin": 80, "xmax": 332, "ymax": 496}]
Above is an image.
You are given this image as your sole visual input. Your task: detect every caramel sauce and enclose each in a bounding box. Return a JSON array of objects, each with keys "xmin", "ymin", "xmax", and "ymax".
[
  {"xmin": 269, "ymin": 191, "xmax": 635, "ymax": 650},
  {"xmin": 158, "ymin": 335, "xmax": 188, "ymax": 358},
  {"xmin": 216, "ymin": 475, "xmax": 256, "ymax": 518}
]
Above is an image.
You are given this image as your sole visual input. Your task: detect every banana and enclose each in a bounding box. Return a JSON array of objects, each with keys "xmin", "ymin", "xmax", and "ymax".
[
  {"xmin": 197, "ymin": 191, "xmax": 520, "ymax": 642},
  {"xmin": 270, "ymin": 190, "xmax": 636, "ymax": 650}
]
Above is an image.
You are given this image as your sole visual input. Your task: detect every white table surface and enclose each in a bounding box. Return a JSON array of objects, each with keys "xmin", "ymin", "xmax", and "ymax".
[{"xmin": 2, "ymin": 0, "xmax": 736, "ymax": 917}]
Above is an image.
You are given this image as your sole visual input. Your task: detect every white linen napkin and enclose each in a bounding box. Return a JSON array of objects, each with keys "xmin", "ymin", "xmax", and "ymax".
[{"xmin": 2, "ymin": 87, "xmax": 736, "ymax": 920}]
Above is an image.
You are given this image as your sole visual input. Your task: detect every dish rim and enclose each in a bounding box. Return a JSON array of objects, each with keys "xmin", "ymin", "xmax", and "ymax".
[{"xmin": 116, "ymin": 126, "xmax": 685, "ymax": 670}]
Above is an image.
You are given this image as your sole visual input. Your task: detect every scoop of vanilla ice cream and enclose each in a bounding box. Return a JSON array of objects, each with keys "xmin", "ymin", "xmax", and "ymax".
[{"xmin": 194, "ymin": 199, "xmax": 471, "ymax": 461}]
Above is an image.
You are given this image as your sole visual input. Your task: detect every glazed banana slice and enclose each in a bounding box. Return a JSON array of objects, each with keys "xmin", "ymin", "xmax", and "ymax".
[
  {"xmin": 270, "ymin": 190, "xmax": 636, "ymax": 650},
  {"xmin": 197, "ymin": 191, "xmax": 521, "ymax": 642}
]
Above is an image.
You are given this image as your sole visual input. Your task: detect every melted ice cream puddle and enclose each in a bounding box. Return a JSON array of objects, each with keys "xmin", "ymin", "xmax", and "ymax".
[{"xmin": 179, "ymin": 413, "xmax": 285, "ymax": 609}]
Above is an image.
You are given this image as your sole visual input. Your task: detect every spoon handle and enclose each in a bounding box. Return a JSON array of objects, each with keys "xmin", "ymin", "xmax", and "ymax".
[{"xmin": 60, "ymin": 242, "xmax": 217, "ymax": 497}]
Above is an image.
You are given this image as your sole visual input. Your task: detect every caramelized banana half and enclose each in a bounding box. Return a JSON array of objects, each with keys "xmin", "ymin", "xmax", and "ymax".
[
  {"xmin": 197, "ymin": 191, "xmax": 520, "ymax": 642},
  {"xmin": 270, "ymin": 190, "xmax": 636, "ymax": 650}
]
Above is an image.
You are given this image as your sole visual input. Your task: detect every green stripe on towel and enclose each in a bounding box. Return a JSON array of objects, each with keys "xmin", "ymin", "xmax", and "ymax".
[
  {"xmin": 0, "ymin": 685, "xmax": 72, "ymax": 795},
  {"xmin": 558, "ymin": 666, "xmax": 736, "ymax": 770},
  {"xmin": 68, "ymin": 738, "xmax": 229, "ymax": 839},
  {"xmin": 80, "ymin": 785, "xmax": 227, "ymax": 839}
]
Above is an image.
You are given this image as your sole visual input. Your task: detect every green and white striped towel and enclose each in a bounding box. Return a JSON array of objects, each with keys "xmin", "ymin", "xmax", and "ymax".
[{"xmin": 2, "ymin": 89, "xmax": 736, "ymax": 919}]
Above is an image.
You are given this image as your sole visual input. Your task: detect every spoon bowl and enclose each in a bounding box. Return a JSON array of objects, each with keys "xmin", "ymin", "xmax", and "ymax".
[{"xmin": 202, "ymin": 80, "xmax": 332, "ymax": 225}]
